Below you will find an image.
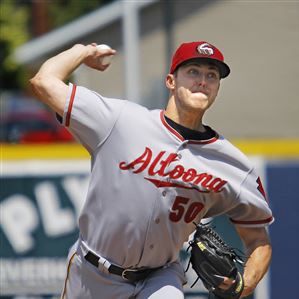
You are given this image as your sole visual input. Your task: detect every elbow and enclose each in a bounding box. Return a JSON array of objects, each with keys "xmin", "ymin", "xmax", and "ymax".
[
  {"xmin": 29, "ymin": 73, "xmax": 51, "ymax": 100},
  {"xmin": 29, "ymin": 73, "xmax": 44, "ymax": 90},
  {"xmin": 29, "ymin": 74, "xmax": 42, "ymax": 94}
]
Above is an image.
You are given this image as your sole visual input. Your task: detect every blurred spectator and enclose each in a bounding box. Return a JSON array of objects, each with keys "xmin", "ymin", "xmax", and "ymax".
[{"xmin": 0, "ymin": 92, "xmax": 74, "ymax": 143}]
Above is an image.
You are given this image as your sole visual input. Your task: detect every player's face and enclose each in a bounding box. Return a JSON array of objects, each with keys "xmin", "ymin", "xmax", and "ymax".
[{"xmin": 168, "ymin": 63, "xmax": 221, "ymax": 112}]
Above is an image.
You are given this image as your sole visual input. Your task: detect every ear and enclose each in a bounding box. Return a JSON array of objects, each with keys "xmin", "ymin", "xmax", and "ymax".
[{"xmin": 165, "ymin": 74, "xmax": 175, "ymax": 90}]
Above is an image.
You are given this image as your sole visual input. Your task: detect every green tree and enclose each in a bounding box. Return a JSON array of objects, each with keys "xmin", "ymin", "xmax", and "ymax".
[
  {"xmin": 0, "ymin": 0, "xmax": 30, "ymax": 90},
  {"xmin": 0, "ymin": 0, "xmax": 113, "ymax": 90}
]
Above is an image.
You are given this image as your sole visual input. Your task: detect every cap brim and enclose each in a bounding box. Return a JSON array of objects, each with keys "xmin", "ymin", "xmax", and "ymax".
[{"xmin": 210, "ymin": 60, "xmax": 230, "ymax": 78}]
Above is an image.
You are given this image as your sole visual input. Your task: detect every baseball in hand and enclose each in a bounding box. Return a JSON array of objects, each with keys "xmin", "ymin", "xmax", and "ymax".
[{"xmin": 97, "ymin": 44, "xmax": 114, "ymax": 65}]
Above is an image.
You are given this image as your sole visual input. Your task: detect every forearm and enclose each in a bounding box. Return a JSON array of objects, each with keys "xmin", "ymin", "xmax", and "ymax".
[
  {"xmin": 35, "ymin": 44, "xmax": 90, "ymax": 81},
  {"xmin": 241, "ymin": 240, "xmax": 272, "ymax": 297},
  {"xmin": 235, "ymin": 226, "xmax": 272, "ymax": 298},
  {"xmin": 30, "ymin": 44, "xmax": 91, "ymax": 114},
  {"xmin": 30, "ymin": 43, "xmax": 115, "ymax": 115}
]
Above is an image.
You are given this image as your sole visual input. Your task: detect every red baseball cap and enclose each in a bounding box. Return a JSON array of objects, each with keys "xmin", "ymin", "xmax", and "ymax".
[{"xmin": 170, "ymin": 41, "xmax": 230, "ymax": 78}]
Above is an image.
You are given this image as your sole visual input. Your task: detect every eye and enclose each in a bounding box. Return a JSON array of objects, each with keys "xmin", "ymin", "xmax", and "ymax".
[
  {"xmin": 207, "ymin": 72, "xmax": 217, "ymax": 79},
  {"xmin": 207, "ymin": 72, "xmax": 220, "ymax": 82},
  {"xmin": 188, "ymin": 68, "xmax": 199, "ymax": 76}
]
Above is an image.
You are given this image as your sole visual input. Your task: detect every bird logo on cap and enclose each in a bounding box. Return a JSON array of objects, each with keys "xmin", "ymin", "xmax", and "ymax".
[{"xmin": 197, "ymin": 43, "xmax": 214, "ymax": 56}]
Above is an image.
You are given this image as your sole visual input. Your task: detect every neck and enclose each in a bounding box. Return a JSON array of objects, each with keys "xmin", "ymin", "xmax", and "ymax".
[{"xmin": 165, "ymin": 98, "xmax": 206, "ymax": 132}]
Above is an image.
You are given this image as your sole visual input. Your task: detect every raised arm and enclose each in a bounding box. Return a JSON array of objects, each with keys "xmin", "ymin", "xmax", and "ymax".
[
  {"xmin": 29, "ymin": 43, "xmax": 116, "ymax": 116},
  {"xmin": 235, "ymin": 226, "xmax": 272, "ymax": 298}
]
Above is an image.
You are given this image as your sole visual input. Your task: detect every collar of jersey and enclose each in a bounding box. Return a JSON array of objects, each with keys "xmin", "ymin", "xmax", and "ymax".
[{"xmin": 160, "ymin": 110, "xmax": 219, "ymax": 144}]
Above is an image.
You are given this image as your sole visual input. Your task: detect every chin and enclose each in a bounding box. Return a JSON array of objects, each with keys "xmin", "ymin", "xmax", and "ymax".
[{"xmin": 188, "ymin": 102, "xmax": 209, "ymax": 112}]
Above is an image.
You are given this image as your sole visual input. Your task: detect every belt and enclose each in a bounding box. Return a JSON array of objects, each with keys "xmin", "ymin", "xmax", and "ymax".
[{"xmin": 84, "ymin": 251, "xmax": 162, "ymax": 283}]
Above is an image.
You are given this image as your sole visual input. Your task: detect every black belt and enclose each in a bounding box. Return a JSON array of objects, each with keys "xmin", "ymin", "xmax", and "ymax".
[{"xmin": 84, "ymin": 251, "xmax": 162, "ymax": 283}]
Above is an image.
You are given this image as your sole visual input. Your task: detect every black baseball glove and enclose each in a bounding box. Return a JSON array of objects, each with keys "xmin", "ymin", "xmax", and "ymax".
[{"xmin": 186, "ymin": 223, "xmax": 245, "ymax": 299}]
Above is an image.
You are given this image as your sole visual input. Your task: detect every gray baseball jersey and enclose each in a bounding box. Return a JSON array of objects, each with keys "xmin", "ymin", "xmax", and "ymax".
[{"xmin": 62, "ymin": 83, "xmax": 273, "ymax": 271}]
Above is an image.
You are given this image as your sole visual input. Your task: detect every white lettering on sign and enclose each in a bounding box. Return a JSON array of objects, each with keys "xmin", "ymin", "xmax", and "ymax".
[
  {"xmin": 0, "ymin": 258, "xmax": 66, "ymax": 295},
  {"xmin": 0, "ymin": 178, "xmax": 86, "ymax": 253},
  {"xmin": 0, "ymin": 195, "xmax": 38, "ymax": 253},
  {"xmin": 35, "ymin": 182, "xmax": 76, "ymax": 236}
]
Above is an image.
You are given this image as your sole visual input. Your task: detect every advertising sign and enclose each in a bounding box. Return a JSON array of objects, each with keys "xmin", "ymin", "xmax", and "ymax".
[{"xmin": 1, "ymin": 160, "xmax": 89, "ymax": 297}]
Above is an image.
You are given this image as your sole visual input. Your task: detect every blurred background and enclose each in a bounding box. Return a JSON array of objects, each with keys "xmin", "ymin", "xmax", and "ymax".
[{"xmin": 1, "ymin": 0, "xmax": 298, "ymax": 298}]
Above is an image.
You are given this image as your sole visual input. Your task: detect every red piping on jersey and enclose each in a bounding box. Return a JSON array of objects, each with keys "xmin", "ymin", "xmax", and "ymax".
[
  {"xmin": 188, "ymin": 136, "xmax": 219, "ymax": 144},
  {"xmin": 160, "ymin": 110, "xmax": 219, "ymax": 144},
  {"xmin": 230, "ymin": 216, "xmax": 273, "ymax": 225},
  {"xmin": 145, "ymin": 177, "xmax": 210, "ymax": 193},
  {"xmin": 160, "ymin": 110, "xmax": 184, "ymax": 141},
  {"xmin": 65, "ymin": 84, "xmax": 77, "ymax": 127}
]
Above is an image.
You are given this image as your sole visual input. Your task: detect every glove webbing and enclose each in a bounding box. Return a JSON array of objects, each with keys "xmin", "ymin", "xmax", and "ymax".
[{"xmin": 185, "ymin": 222, "xmax": 245, "ymax": 288}]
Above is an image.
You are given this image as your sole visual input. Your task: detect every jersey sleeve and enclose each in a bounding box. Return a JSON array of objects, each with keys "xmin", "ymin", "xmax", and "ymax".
[
  {"xmin": 227, "ymin": 168, "xmax": 274, "ymax": 227},
  {"xmin": 62, "ymin": 83, "xmax": 126, "ymax": 153}
]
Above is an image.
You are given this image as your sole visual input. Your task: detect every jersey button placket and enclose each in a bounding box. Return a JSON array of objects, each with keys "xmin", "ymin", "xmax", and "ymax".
[
  {"xmin": 176, "ymin": 141, "xmax": 188, "ymax": 158},
  {"xmin": 181, "ymin": 141, "xmax": 188, "ymax": 149}
]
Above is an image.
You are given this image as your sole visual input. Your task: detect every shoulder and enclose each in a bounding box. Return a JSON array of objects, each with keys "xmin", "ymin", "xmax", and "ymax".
[
  {"xmin": 74, "ymin": 84, "xmax": 158, "ymax": 118},
  {"xmin": 119, "ymin": 99, "xmax": 160, "ymax": 120},
  {"xmin": 208, "ymin": 133, "xmax": 253, "ymax": 171}
]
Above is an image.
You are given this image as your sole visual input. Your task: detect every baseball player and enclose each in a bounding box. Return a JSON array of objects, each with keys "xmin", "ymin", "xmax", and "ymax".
[{"xmin": 30, "ymin": 40, "xmax": 273, "ymax": 299}]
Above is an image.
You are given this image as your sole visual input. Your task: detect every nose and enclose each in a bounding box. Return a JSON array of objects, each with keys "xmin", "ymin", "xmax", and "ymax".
[{"xmin": 197, "ymin": 74, "xmax": 207, "ymax": 87}]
